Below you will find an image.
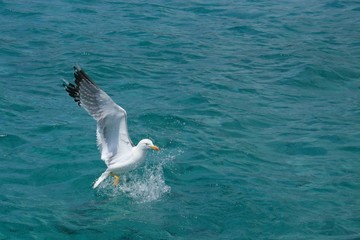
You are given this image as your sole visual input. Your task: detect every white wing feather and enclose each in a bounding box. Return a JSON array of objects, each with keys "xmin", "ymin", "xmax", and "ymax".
[{"xmin": 64, "ymin": 66, "xmax": 134, "ymax": 165}]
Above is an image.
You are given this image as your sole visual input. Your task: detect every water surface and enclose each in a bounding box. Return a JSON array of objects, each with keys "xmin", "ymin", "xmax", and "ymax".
[{"xmin": 0, "ymin": 0, "xmax": 359, "ymax": 239}]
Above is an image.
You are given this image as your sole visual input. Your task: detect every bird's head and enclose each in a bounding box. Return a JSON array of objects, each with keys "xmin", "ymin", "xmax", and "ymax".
[{"xmin": 138, "ymin": 139, "xmax": 160, "ymax": 151}]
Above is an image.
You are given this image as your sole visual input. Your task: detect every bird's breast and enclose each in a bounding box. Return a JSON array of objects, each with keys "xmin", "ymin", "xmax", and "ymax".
[{"xmin": 108, "ymin": 149, "xmax": 146, "ymax": 174}]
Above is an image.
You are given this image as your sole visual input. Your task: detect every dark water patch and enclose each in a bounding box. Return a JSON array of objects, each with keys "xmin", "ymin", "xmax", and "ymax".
[
  {"xmin": 71, "ymin": 7, "xmax": 98, "ymax": 14},
  {"xmin": 339, "ymin": 146, "xmax": 360, "ymax": 153},
  {"xmin": 270, "ymin": 141, "xmax": 328, "ymax": 156},
  {"xmin": 0, "ymin": 134, "xmax": 28, "ymax": 148},
  {"xmin": 228, "ymin": 25, "xmax": 263, "ymax": 35}
]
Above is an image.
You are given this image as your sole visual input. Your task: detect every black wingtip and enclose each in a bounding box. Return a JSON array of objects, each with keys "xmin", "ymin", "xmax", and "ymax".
[
  {"xmin": 73, "ymin": 65, "xmax": 97, "ymax": 86},
  {"xmin": 63, "ymin": 65, "xmax": 97, "ymax": 106},
  {"xmin": 63, "ymin": 76, "xmax": 81, "ymax": 106},
  {"xmin": 74, "ymin": 64, "xmax": 81, "ymax": 69}
]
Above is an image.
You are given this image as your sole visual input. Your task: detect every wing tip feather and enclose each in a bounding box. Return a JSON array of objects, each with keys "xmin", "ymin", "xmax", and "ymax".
[{"xmin": 63, "ymin": 65, "xmax": 97, "ymax": 106}]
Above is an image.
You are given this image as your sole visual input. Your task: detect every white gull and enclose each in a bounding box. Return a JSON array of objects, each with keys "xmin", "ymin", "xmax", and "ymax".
[{"xmin": 63, "ymin": 65, "xmax": 159, "ymax": 188}]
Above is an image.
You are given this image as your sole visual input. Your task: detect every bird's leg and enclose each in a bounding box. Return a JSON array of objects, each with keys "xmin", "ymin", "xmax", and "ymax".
[
  {"xmin": 113, "ymin": 175, "xmax": 120, "ymax": 187},
  {"xmin": 110, "ymin": 172, "xmax": 120, "ymax": 187}
]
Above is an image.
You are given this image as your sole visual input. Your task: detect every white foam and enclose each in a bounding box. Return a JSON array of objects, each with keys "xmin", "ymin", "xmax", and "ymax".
[
  {"xmin": 97, "ymin": 150, "xmax": 178, "ymax": 203},
  {"xmin": 119, "ymin": 165, "xmax": 171, "ymax": 203}
]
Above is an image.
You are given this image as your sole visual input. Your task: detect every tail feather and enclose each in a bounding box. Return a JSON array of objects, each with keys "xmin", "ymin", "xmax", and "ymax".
[{"xmin": 93, "ymin": 170, "xmax": 110, "ymax": 188}]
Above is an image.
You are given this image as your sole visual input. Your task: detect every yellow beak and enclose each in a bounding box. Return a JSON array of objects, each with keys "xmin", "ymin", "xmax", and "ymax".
[{"xmin": 150, "ymin": 145, "xmax": 160, "ymax": 151}]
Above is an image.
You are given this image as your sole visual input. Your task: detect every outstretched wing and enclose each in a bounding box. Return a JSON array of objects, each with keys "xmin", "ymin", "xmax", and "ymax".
[{"xmin": 63, "ymin": 65, "xmax": 134, "ymax": 164}]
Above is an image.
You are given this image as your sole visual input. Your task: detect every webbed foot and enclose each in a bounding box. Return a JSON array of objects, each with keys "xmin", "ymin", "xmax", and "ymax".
[{"xmin": 110, "ymin": 172, "xmax": 120, "ymax": 187}]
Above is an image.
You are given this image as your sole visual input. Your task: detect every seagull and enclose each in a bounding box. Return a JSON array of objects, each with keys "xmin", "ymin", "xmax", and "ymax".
[{"xmin": 63, "ymin": 65, "xmax": 160, "ymax": 189}]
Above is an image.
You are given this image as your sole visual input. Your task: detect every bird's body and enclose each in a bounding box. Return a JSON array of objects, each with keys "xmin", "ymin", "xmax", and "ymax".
[
  {"xmin": 63, "ymin": 65, "xmax": 159, "ymax": 188},
  {"xmin": 108, "ymin": 140, "xmax": 148, "ymax": 174}
]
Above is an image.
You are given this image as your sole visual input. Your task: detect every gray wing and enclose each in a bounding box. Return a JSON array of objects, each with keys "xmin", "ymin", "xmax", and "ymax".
[{"xmin": 63, "ymin": 65, "xmax": 134, "ymax": 164}]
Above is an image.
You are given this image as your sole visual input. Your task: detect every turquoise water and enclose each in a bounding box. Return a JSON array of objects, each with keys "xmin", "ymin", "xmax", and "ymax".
[{"xmin": 1, "ymin": 0, "xmax": 360, "ymax": 239}]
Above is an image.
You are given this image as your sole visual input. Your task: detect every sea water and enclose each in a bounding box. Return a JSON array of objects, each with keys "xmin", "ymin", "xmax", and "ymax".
[{"xmin": 0, "ymin": 0, "xmax": 359, "ymax": 239}]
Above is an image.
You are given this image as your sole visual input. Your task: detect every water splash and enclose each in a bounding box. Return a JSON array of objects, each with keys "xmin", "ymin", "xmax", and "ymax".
[
  {"xmin": 96, "ymin": 150, "xmax": 177, "ymax": 203},
  {"xmin": 118, "ymin": 165, "xmax": 171, "ymax": 203}
]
